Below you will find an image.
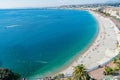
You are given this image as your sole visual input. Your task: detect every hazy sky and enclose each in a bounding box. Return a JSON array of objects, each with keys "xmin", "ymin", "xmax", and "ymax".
[{"xmin": 0, "ymin": 0, "xmax": 109, "ymax": 8}]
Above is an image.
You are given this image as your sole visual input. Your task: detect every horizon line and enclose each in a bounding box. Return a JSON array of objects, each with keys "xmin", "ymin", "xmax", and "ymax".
[{"xmin": 0, "ymin": 2, "xmax": 119, "ymax": 9}]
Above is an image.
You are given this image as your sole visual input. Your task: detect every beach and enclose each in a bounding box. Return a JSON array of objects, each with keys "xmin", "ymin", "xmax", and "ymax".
[{"xmin": 59, "ymin": 10, "xmax": 120, "ymax": 76}]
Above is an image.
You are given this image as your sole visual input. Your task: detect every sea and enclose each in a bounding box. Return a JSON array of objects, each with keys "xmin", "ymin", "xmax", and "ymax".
[{"xmin": 0, "ymin": 9, "xmax": 98, "ymax": 78}]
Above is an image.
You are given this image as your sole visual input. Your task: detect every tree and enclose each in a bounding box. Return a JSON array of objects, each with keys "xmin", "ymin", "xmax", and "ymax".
[
  {"xmin": 73, "ymin": 64, "xmax": 90, "ymax": 80},
  {"xmin": 53, "ymin": 73, "xmax": 64, "ymax": 80},
  {"xmin": 113, "ymin": 58, "xmax": 117, "ymax": 64},
  {"xmin": 104, "ymin": 66, "xmax": 114, "ymax": 75},
  {"xmin": 115, "ymin": 62, "xmax": 120, "ymax": 70},
  {"xmin": 66, "ymin": 77, "xmax": 71, "ymax": 80},
  {"xmin": 113, "ymin": 54, "xmax": 120, "ymax": 70}
]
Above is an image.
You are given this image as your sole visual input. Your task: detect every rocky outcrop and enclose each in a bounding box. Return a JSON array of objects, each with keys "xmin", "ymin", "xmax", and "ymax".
[{"xmin": 0, "ymin": 68, "xmax": 20, "ymax": 80}]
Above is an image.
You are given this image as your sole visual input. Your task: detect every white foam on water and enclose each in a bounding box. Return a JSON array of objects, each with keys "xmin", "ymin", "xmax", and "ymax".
[{"xmin": 6, "ymin": 25, "xmax": 20, "ymax": 28}]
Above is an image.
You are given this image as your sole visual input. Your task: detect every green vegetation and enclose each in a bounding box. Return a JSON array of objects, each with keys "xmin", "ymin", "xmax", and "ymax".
[
  {"xmin": 0, "ymin": 68, "xmax": 21, "ymax": 80},
  {"xmin": 104, "ymin": 13, "xmax": 110, "ymax": 16},
  {"xmin": 53, "ymin": 73, "xmax": 64, "ymax": 80},
  {"xmin": 113, "ymin": 53, "xmax": 120, "ymax": 70},
  {"xmin": 104, "ymin": 66, "xmax": 114, "ymax": 75},
  {"xmin": 66, "ymin": 77, "xmax": 72, "ymax": 80},
  {"xmin": 104, "ymin": 53, "xmax": 120, "ymax": 76},
  {"xmin": 51, "ymin": 64, "xmax": 95, "ymax": 80},
  {"xmin": 98, "ymin": 9, "xmax": 120, "ymax": 23},
  {"xmin": 73, "ymin": 64, "xmax": 91, "ymax": 80},
  {"xmin": 98, "ymin": 10, "xmax": 110, "ymax": 16},
  {"xmin": 117, "ymin": 18, "xmax": 120, "ymax": 22}
]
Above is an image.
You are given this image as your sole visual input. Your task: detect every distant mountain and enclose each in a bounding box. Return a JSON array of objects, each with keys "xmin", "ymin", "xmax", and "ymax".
[{"xmin": 106, "ymin": 0, "xmax": 120, "ymax": 3}]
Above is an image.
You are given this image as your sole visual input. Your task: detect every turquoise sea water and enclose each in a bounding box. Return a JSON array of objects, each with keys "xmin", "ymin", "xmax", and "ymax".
[{"xmin": 0, "ymin": 9, "xmax": 98, "ymax": 77}]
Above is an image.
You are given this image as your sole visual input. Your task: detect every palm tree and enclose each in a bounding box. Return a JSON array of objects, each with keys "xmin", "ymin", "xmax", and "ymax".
[
  {"xmin": 114, "ymin": 53, "xmax": 120, "ymax": 70},
  {"xmin": 66, "ymin": 77, "xmax": 71, "ymax": 80},
  {"xmin": 113, "ymin": 58, "xmax": 117, "ymax": 64},
  {"xmin": 104, "ymin": 66, "xmax": 114, "ymax": 75},
  {"xmin": 73, "ymin": 64, "xmax": 90, "ymax": 80},
  {"xmin": 53, "ymin": 73, "xmax": 64, "ymax": 80},
  {"xmin": 115, "ymin": 62, "xmax": 120, "ymax": 70}
]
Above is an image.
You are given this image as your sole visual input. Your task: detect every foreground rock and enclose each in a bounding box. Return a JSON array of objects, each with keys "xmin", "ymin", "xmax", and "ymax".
[{"xmin": 0, "ymin": 68, "xmax": 20, "ymax": 80}]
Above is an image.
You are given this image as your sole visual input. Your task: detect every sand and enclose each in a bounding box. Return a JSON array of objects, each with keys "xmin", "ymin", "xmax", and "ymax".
[{"xmin": 59, "ymin": 11, "xmax": 120, "ymax": 77}]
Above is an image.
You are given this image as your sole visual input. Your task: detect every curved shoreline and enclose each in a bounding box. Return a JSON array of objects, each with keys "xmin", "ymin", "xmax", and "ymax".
[
  {"xmin": 58, "ymin": 10, "xmax": 119, "ymax": 76},
  {"xmin": 32, "ymin": 10, "xmax": 119, "ymax": 78},
  {"xmin": 32, "ymin": 10, "xmax": 99, "ymax": 78}
]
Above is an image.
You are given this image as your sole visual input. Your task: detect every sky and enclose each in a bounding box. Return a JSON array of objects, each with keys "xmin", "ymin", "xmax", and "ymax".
[{"xmin": 0, "ymin": 0, "xmax": 109, "ymax": 8}]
